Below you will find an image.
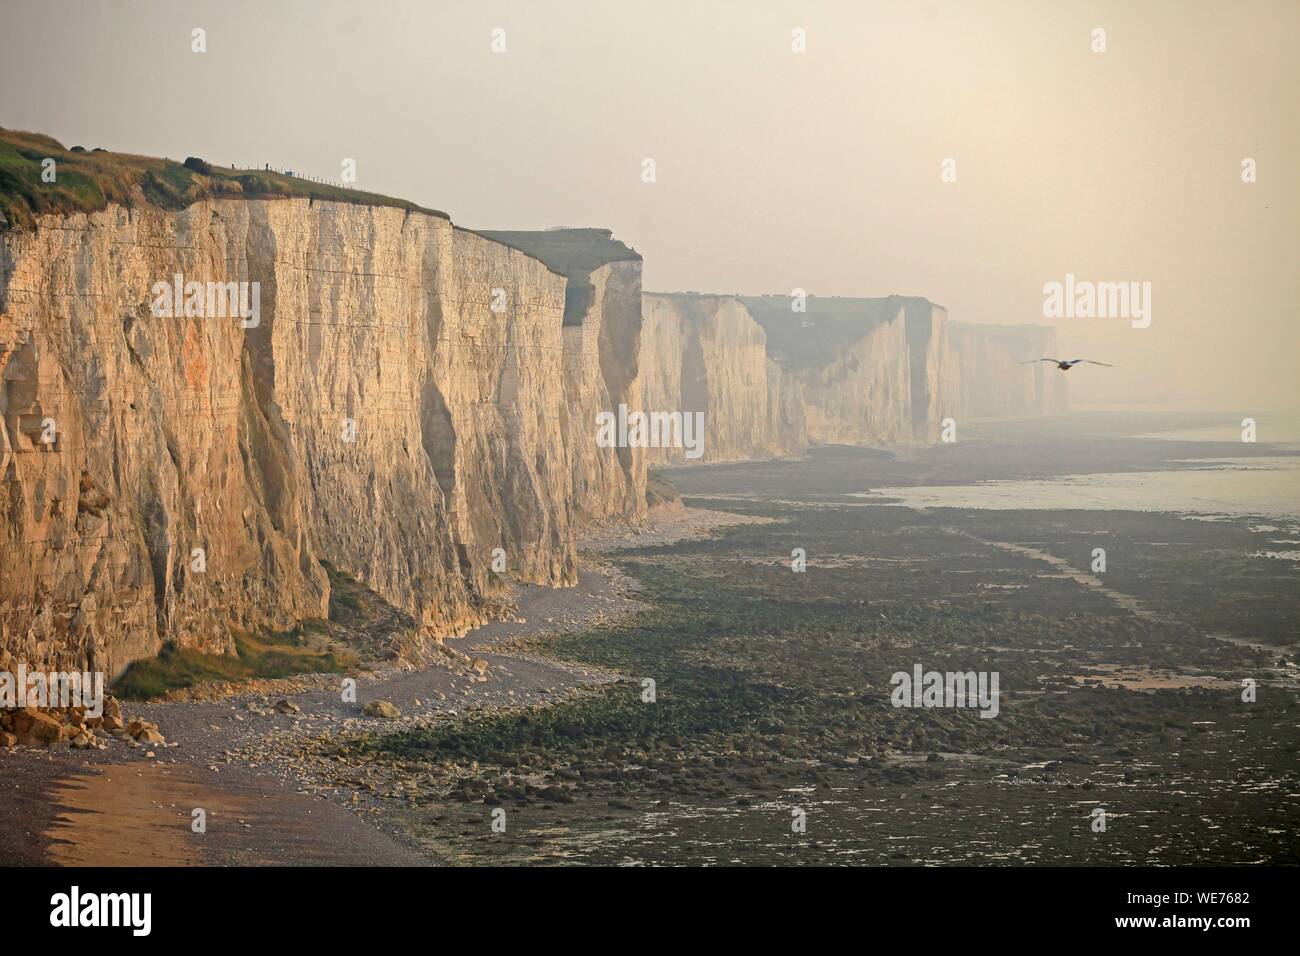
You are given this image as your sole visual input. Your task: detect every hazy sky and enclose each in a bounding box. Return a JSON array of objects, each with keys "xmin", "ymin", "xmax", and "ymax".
[{"xmin": 2, "ymin": 0, "xmax": 1296, "ymax": 410}]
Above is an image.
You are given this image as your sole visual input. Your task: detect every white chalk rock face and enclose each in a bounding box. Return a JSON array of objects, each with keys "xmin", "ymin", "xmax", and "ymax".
[
  {"xmin": 474, "ymin": 229, "xmax": 648, "ymax": 524},
  {"xmin": 560, "ymin": 259, "xmax": 648, "ymax": 522},
  {"xmin": 0, "ymin": 201, "xmax": 647, "ymax": 677},
  {"xmin": 948, "ymin": 322, "xmax": 1068, "ymax": 419},
  {"xmin": 641, "ymin": 293, "xmax": 1067, "ymax": 457},
  {"xmin": 748, "ymin": 295, "xmax": 1064, "ymax": 445},
  {"xmin": 745, "ymin": 295, "xmax": 956, "ymax": 446},
  {"xmin": 638, "ymin": 293, "xmax": 807, "ymax": 464}
]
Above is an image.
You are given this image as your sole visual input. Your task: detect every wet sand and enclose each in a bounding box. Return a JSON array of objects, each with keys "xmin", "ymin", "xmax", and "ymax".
[{"xmin": 0, "ymin": 753, "xmax": 425, "ymax": 866}]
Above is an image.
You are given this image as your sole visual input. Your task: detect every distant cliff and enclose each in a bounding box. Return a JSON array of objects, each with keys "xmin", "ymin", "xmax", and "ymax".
[
  {"xmin": 744, "ymin": 294, "xmax": 960, "ymax": 445},
  {"xmin": 639, "ymin": 293, "xmax": 807, "ymax": 464},
  {"xmin": 949, "ymin": 321, "xmax": 1068, "ymax": 418},
  {"xmin": 637, "ymin": 293, "xmax": 1064, "ymax": 461}
]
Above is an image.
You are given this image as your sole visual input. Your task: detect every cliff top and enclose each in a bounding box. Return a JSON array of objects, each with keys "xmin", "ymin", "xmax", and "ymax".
[
  {"xmin": 951, "ymin": 320, "xmax": 1056, "ymax": 336},
  {"xmin": 471, "ymin": 228, "xmax": 641, "ymax": 274},
  {"xmin": 644, "ymin": 291, "xmax": 740, "ymax": 303},
  {"xmin": 641, "ymin": 290, "xmax": 951, "ymax": 369},
  {"xmin": 475, "ymin": 228, "xmax": 642, "ymax": 326},
  {"xmin": 744, "ymin": 293, "xmax": 944, "ymax": 371},
  {"xmin": 743, "ymin": 293, "xmax": 945, "ymax": 318},
  {"xmin": 0, "ymin": 128, "xmax": 450, "ymax": 232}
]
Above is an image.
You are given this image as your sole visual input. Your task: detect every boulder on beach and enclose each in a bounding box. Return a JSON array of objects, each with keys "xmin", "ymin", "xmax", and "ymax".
[{"xmin": 363, "ymin": 700, "xmax": 401, "ymax": 719}]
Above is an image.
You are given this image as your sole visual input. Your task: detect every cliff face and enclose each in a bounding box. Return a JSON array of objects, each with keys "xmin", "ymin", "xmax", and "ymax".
[
  {"xmin": 638, "ymin": 294, "xmax": 807, "ymax": 464},
  {"xmin": 746, "ymin": 295, "xmax": 1065, "ymax": 441},
  {"xmin": 631, "ymin": 293, "xmax": 1061, "ymax": 454},
  {"xmin": 949, "ymin": 321, "xmax": 1068, "ymax": 418},
  {"xmin": 474, "ymin": 230, "xmax": 646, "ymax": 522},
  {"xmin": 743, "ymin": 295, "xmax": 958, "ymax": 445},
  {"xmin": 0, "ymin": 201, "xmax": 647, "ymax": 677},
  {"xmin": 797, "ymin": 308, "xmax": 914, "ymax": 444}
]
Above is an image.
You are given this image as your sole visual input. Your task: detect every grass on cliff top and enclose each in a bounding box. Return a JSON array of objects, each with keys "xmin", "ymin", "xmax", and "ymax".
[
  {"xmin": 471, "ymin": 228, "xmax": 642, "ymax": 274},
  {"xmin": 111, "ymin": 622, "xmax": 351, "ymax": 701},
  {"xmin": 0, "ymin": 128, "xmax": 448, "ymax": 232}
]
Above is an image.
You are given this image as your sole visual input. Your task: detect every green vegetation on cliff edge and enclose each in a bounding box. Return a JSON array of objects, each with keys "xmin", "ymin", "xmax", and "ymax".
[{"xmin": 0, "ymin": 128, "xmax": 447, "ymax": 232}]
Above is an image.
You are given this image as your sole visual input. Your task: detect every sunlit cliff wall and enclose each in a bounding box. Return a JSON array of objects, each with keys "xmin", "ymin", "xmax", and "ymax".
[
  {"xmin": 0, "ymin": 203, "xmax": 648, "ymax": 676},
  {"xmin": 638, "ymin": 293, "xmax": 807, "ymax": 464}
]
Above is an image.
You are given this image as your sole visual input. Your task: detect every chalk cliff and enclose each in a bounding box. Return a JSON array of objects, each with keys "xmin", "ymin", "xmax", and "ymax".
[
  {"xmin": 636, "ymin": 293, "xmax": 1064, "ymax": 460},
  {"xmin": 948, "ymin": 321, "xmax": 1068, "ymax": 418},
  {"xmin": 474, "ymin": 229, "xmax": 647, "ymax": 522},
  {"xmin": 743, "ymin": 295, "xmax": 961, "ymax": 445},
  {"xmin": 0, "ymin": 200, "xmax": 651, "ymax": 678},
  {"xmin": 638, "ymin": 294, "xmax": 807, "ymax": 464}
]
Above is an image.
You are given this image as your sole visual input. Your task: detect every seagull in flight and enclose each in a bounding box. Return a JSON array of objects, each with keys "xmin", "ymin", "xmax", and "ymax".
[{"xmin": 1023, "ymin": 358, "xmax": 1115, "ymax": 371}]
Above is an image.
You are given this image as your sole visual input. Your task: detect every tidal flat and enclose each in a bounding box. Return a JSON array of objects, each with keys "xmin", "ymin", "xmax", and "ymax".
[{"xmin": 354, "ymin": 413, "xmax": 1300, "ymax": 865}]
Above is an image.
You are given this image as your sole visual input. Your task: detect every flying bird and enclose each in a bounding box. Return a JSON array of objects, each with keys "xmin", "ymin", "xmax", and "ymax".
[{"xmin": 1023, "ymin": 358, "xmax": 1115, "ymax": 371}]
